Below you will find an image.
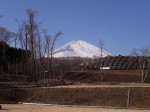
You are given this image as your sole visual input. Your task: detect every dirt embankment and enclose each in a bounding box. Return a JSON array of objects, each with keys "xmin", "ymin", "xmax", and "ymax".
[{"xmin": 1, "ymin": 86, "xmax": 150, "ymax": 108}]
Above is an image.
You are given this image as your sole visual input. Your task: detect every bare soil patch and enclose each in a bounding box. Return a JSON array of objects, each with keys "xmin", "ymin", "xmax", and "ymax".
[{"xmin": 63, "ymin": 70, "xmax": 142, "ymax": 83}]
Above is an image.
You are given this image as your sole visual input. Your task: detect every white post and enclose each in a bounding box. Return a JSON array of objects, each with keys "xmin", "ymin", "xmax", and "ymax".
[{"xmin": 127, "ymin": 88, "xmax": 130, "ymax": 108}]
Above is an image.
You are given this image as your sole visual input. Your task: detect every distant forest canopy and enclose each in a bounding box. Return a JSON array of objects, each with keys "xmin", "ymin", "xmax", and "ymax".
[{"xmin": 0, "ymin": 41, "xmax": 31, "ymax": 63}]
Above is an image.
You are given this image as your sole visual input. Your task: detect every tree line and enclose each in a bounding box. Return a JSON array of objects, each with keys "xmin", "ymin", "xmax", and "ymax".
[
  {"xmin": 0, "ymin": 9, "xmax": 63, "ymax": 83},
  {"xmin": 0, "ymin": 9, "xmax": 85, "ymax": 84}
]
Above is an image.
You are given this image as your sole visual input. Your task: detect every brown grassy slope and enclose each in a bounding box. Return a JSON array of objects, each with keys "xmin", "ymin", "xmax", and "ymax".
[
  {"xmin": 0, "ymin": 88, "xmax": 40, "ymax": 103},
  {"xmin": 30, "ymin": 87, "xmax": 150, "ymax": 108},
  {"xmin": 1, "ymin": 87, "xmax": 150, "ymax": 108},
  {"xmin": 130, "ymin": 88, "xmax": 150, "ymax": 108},
  {"xmin": 63, "ymin": 70, "xmax": 142, "ymax": 83},
  {"xmin": 33, "ymin": 88, "xmax": 127, "ymax": 107}
]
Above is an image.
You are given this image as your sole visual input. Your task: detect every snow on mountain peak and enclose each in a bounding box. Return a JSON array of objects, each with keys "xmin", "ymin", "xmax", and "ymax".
[{"xmin": 53, "ymin": 40, "xmax": 111, "ymax": 58}]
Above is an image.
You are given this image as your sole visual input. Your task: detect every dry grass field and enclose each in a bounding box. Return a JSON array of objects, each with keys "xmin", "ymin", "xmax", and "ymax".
[
  {"xmin": 0, "ymin": 104, "xmax": 150, "ymax": 112},
  {"xmin": 63, "ymin": 70, "xmax": 142, "ymax": 83}
]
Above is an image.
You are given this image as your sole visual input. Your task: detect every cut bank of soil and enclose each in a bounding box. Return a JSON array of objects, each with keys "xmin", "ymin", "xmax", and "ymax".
[{"xmin": 1, "ymin": 86, "xmax": 150, "ymax": 108}]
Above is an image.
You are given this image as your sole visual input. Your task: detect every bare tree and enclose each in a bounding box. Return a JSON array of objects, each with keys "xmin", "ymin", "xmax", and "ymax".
[
  {"xmin": 140, "ymin": 47, "xmax": 150, "ymax": 82},
  {"xmin": 130, "ymin": 47, "xmax": 150, "ymax": 83},
  {"xmin": 0, "ymin": 8, "xmax": 62, "ymax": 83},
  {"xmin": 99, "ymin": 39, "xmax": 104, "ymax": 83},
  {"xmin": 0, "ymin": 27, "xmax": 13, "ymax": 75},
  {"xmin": 0, "ymin": 27, "xmax": 12, "ymax": 44},
  {"xmin": 17, "ymin": 22, "xmax": 29, "ymax": 81},
  {"xmin": 50, "ymin": 32, "xmax": 62, "ymax": 77},
  {"xmin": 26, "ymin": 9, "xmax": 39, "ymax": 83},
  {"xmin": 12, "ymin": 33, "xmax": 19, "ymax": 76},
  {"xmin": 44, "ymin": 30, "xmax": 62, "ymax": 82},
  {"xmin": 36, "ymin": 31, "xmax": 46, "ymax": 83},
  {"xmin": 43, "ymin": 30, "xmax": 51, "ymax": 82}
]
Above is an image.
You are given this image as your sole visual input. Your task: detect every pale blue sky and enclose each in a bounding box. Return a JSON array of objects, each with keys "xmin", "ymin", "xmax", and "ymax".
[{"xmin": 0, "ymin": 0, "xmax": 150, "ymax": 55}]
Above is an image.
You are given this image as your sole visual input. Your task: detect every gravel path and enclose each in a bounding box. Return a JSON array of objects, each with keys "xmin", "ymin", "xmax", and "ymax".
[
  {"xmin": 0, "ymin": 104, "xmax": 150, "ymax": 112},
  {"xmin": 42, "ymin": 83, "xmax": 150, "ymax": 88}
]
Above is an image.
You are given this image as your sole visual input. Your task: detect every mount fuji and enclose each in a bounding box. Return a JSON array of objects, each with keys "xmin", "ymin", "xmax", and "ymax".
[{"xmin": 53, "ymin": 40, "xmax": 111, "ymax": 58}]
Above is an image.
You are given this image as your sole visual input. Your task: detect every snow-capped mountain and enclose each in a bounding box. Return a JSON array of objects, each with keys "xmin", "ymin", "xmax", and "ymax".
[{"xmin": 53, "ymin": 40, "xmax": 111, "ymax": 58}]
